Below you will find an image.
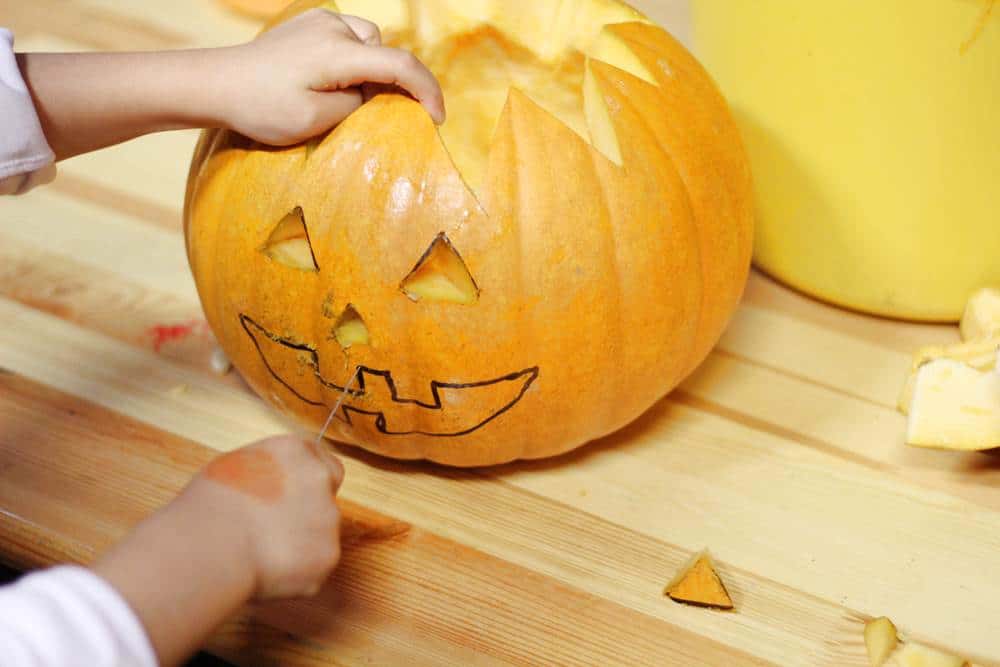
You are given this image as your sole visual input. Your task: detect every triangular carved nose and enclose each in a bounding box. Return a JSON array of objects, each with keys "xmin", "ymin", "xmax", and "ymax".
[{"xmin": 333, "ymin": 304, "xmax": 370, "ymax": 349}]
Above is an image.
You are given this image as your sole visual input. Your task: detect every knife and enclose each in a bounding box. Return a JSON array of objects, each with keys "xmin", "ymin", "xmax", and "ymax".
[{"xmin": 316, "ymin": 365, "xmax": 360, "ymax": 445}]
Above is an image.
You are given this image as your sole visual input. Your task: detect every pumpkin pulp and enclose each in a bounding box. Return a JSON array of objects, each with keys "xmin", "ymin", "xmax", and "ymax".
[
  {"xmin": 277, "ymin": 0, "xmax": 657, "ymax": 192},
  {"xmin": 402, "ymin": 27, "xmax": 587, "ymax": 194}
]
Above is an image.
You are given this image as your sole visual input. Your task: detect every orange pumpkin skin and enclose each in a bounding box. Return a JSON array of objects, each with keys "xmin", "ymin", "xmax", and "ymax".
[{"xmin": 185, "ymin": 0, "xmax": 753, "ymax": 466}]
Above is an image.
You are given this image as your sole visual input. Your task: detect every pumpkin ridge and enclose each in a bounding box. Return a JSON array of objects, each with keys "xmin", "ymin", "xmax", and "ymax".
[
  {"xmin": 582, "ymin": 128, "xmax": 626, "ymax": 433},
  {"xmin": 588, "ymin": 58, "xmax": 707, "ymax": 379},
  {"xmin": 572, "ymin": 86, "xmax": 625, "ymax": 434},
  {"xmin": 495, "ymin": 89, "xmax": 543, "ymax": 461},
  {"xmin": 607, "ymin": 28, "xmax": 754, "ymax": 373},
  {"xmin": 584, "ymin": 62, "xmax": 704, "ymax": 425}
]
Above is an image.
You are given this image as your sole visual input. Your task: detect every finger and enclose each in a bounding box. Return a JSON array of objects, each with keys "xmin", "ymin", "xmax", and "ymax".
[
  {"xmin": 324, "ymin": 44, "xmax": 446, "ymax": 124},
  {"xmin": 310, "ymin": 8, "xmax": 364, "ymax": 42},
  {"xmin": 361, "ymin": 81, "xmax": 401, "ymax": 104},
  {"xmin": 309, "ymin": 87, "xmax": 364, "ymax": 131},
  {"xmin": 339, "ymin": 15, "xmax": 381, "ymax": 45},
  {"xmin": 323, "ymin": 452, "xmax": 346, "ymax": 493}
]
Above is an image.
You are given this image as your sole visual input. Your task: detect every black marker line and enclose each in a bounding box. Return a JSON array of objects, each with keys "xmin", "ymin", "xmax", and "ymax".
[{"xmin": 240, "ymin": 314, "xmax": 539, "ymax": 437}]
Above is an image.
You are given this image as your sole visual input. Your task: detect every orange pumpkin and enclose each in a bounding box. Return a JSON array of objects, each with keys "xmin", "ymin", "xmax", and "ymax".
[{"xmin": 185, "ymin": 0, "xmax": 753, "ymax": 466}]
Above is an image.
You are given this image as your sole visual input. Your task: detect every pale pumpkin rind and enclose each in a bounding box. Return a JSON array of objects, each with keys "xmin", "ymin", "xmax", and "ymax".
[{"xmin": 184, "ymin": 0, "xmax": 753, "ymax": 466}]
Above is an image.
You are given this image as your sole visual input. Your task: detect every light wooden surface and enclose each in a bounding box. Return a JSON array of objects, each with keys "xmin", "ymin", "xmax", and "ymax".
[{"xmin": 1, "ymin": 1, "xmax": 998, "ymax": 665}]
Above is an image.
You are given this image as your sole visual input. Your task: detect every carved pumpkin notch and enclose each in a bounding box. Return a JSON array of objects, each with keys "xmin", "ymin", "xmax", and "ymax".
[
  {"xmin": 400, "ymin": 233, "xmax": 479, "ymax": 305},
  {"xmin": 262, "ymin": 206, "xmax": 319, "ymax": 272},
  {"xmin": 333, "ymin": 304, "xmax": 370, "ymax": 349}
]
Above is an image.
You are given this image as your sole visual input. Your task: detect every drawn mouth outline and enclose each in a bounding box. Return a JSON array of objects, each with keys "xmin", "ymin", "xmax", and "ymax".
[{"xmin": 240, "ymin": 314, "xmax": 539, "ymax": 437}]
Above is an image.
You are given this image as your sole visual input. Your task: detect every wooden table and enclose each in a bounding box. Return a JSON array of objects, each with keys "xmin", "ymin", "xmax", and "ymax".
[{"xmin": 1, "ymin": 1, "xmax": 998, "ymax": 665}]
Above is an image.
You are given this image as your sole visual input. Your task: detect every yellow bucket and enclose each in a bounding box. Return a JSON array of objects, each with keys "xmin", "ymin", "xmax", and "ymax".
[{"xmin": 691, "ymin": 0, "xmax": 999, "ymax": 321}]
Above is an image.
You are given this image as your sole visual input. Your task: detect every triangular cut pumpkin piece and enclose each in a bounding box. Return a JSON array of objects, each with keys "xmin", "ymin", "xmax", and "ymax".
[
  {"xmin": 400, "ymin": 232, "xmax": 479, "ymax": 305},
  {"xmin": 664, "ymin": 551, "xmax": 734, "ymax": 610},
  {"xmin": 263, "ymin": 206, "xmax": 318, "ymax": 272},
  {"xmin": 333, "ymin": 304, "xmax": 370, "ymax": 349}
]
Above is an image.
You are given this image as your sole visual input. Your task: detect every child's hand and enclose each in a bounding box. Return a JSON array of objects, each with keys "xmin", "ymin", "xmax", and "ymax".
[
  {"xmin": 17, "ymin": 8, "xmax": 445, "ymax": 160},
  {"xmin": 92, "ymin": 435, "xmax": 347, "ymax": 666},
  {"xmin": 216, "ymin": 8, "xmax": 446, "ymax": 145},
  {"xmin": 197, "ymin": 434, "xmax": 346, "ymax": 599}
]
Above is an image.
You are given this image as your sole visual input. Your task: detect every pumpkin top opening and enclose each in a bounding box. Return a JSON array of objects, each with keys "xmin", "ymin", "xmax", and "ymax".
[{"xmin": 329, "ymin": 0, "xmax": 658, "ymax": 192}]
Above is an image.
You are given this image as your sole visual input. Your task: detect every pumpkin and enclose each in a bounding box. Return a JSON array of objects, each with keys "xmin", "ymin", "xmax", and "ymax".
[{"xmin": 184, "ymin": 0, "xmax": 754, "ymax": 466}]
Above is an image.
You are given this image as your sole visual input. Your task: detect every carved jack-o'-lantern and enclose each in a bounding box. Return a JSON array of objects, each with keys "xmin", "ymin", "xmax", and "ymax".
[{"xmin": 184, "ymin": 0, "xmax": 753, "ymax": 466}]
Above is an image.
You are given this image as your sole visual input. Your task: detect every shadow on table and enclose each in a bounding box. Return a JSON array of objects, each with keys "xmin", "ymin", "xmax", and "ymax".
[{"xmin": 329, "ymin": 387, "xmax": 682, "ymax": 479}]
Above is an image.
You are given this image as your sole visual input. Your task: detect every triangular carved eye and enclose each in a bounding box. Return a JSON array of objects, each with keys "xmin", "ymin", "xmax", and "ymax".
[
  {"xmin": 400, "ymin": 233, "xmax": 479, "ymax": 305},
  {"xmin": 332, "ymin": 304, "xmax": 370, "ymax": 349},
  {"xmin": 262, "ymin": 207, "xmax": 318, "ymax": 272}
]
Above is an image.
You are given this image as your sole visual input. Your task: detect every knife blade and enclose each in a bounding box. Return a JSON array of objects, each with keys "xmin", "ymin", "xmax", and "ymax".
[{"xmin": 316, "ymin": 364, "xmax": 360, "ymax": 445}]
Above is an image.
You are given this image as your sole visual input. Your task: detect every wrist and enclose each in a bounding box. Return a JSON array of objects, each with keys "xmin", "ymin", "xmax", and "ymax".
[
  {"xmin": 161, "ymin": 48, "xmax": 241, "ymax": 133},
  {"xmin": 93, "ymin": 487, "xmax": 257, "ymax": 666},
  {"xmin": 156, "ymin": 488, "xmax": 258, "ymax": 600}
]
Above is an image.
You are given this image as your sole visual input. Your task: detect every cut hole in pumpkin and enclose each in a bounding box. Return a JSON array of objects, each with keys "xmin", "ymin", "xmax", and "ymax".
[
  {"xmin": 333, "ymin": 305, "xmax": 370, "ymax": 349},
  {"xmin": 331, "ymin": 0, "xmax": 652, "ymax": 192},
  {"xmin": 400, "ymin": 233, "xmax": 479, "ymax": 304},
  {"xmin": 262, "ymin": 207, "xmax": 318, "ymax": 272}
]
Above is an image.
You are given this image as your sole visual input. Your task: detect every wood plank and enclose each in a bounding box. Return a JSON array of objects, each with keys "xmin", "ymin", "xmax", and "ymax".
[
  {"xmin": 76, "ymin": 0, "xmax": 260, "ymax": 48},
  {"xmin": 743, "ymin": 272, "xmax": 960, "ymax": 352},
  {"xmin": 0, "ymin": 293, "xmax": 861, "ymax": 664},
  {"xmin": 5, "ymin": 0, "xmax": 258, "ymax": 52},
  {"xmin": 1, "ymin": 188, "xmax": 197, "ymax": 302},
  {"xmin": 44, "ymin": 171, "xmax": 183, "ymax": 234},
  {"xmin": 718, "ymin": 303, "xmax": 909, "ymax": 409},
  {"xmin": 459, "ymin": 407, "xmax": 1000, "ymax": 664},
  {"xmin": 0, "ymin": 371, "xmax": 771, "ymax": 667},
  {"xmin": 0, "ymin": 297, "xmax": 996, "ymax": 663},
  {"xmin": 0, "ymin": 0, "xmax": 191, "ymax": 51},
  {"xmin": 0, "ymin": 235, "xmax": 211, "ymax": 367},
  {"xmin": 2, "ymin": 224, "xmax": 989, "ymax": 525},
  {"xmin": 679, "ymin": 354, "xmax": 1000, "ymax": 510}
]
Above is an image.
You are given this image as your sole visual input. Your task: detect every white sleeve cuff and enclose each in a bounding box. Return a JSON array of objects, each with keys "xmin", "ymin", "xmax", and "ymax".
[
  {"xmin": 0, "ymin": 27, "xmax": 57, "ymax": 195},
  {"xmin": 0, "ymin": 565, "xmax": 158, "ymax": 667}
]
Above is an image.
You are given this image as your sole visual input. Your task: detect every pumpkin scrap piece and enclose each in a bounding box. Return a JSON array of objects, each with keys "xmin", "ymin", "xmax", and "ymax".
[
  {"xmin": 864, "ymin": 616, "xmax": 899, "ymax": 667},
  {"xmin": 663, "ymin": 551, "xmax": 733, "ymax": 610},
  {"xmin": 897, "ymin": 642, "xmax": 968, "ymax": 667},
  {"xmin": 897, "ymin": 336, "xmax": 999, "ymax": 414},
  {"xmin": 905, "ymin": 354, "xmax": 1000, "ymax": 451},
  {"xmin": 960, "ymin": 286, "xmax": 1000, "ymax": 341}
]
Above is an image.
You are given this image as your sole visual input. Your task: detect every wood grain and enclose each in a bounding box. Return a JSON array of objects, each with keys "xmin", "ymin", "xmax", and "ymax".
[
  {"xmin": 1, "ymin": 1, "xmax": 998, "ymax": 665},
  {"xmin": 0, "ymin": 371, "xmax": 770, "ymax": 667}
]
